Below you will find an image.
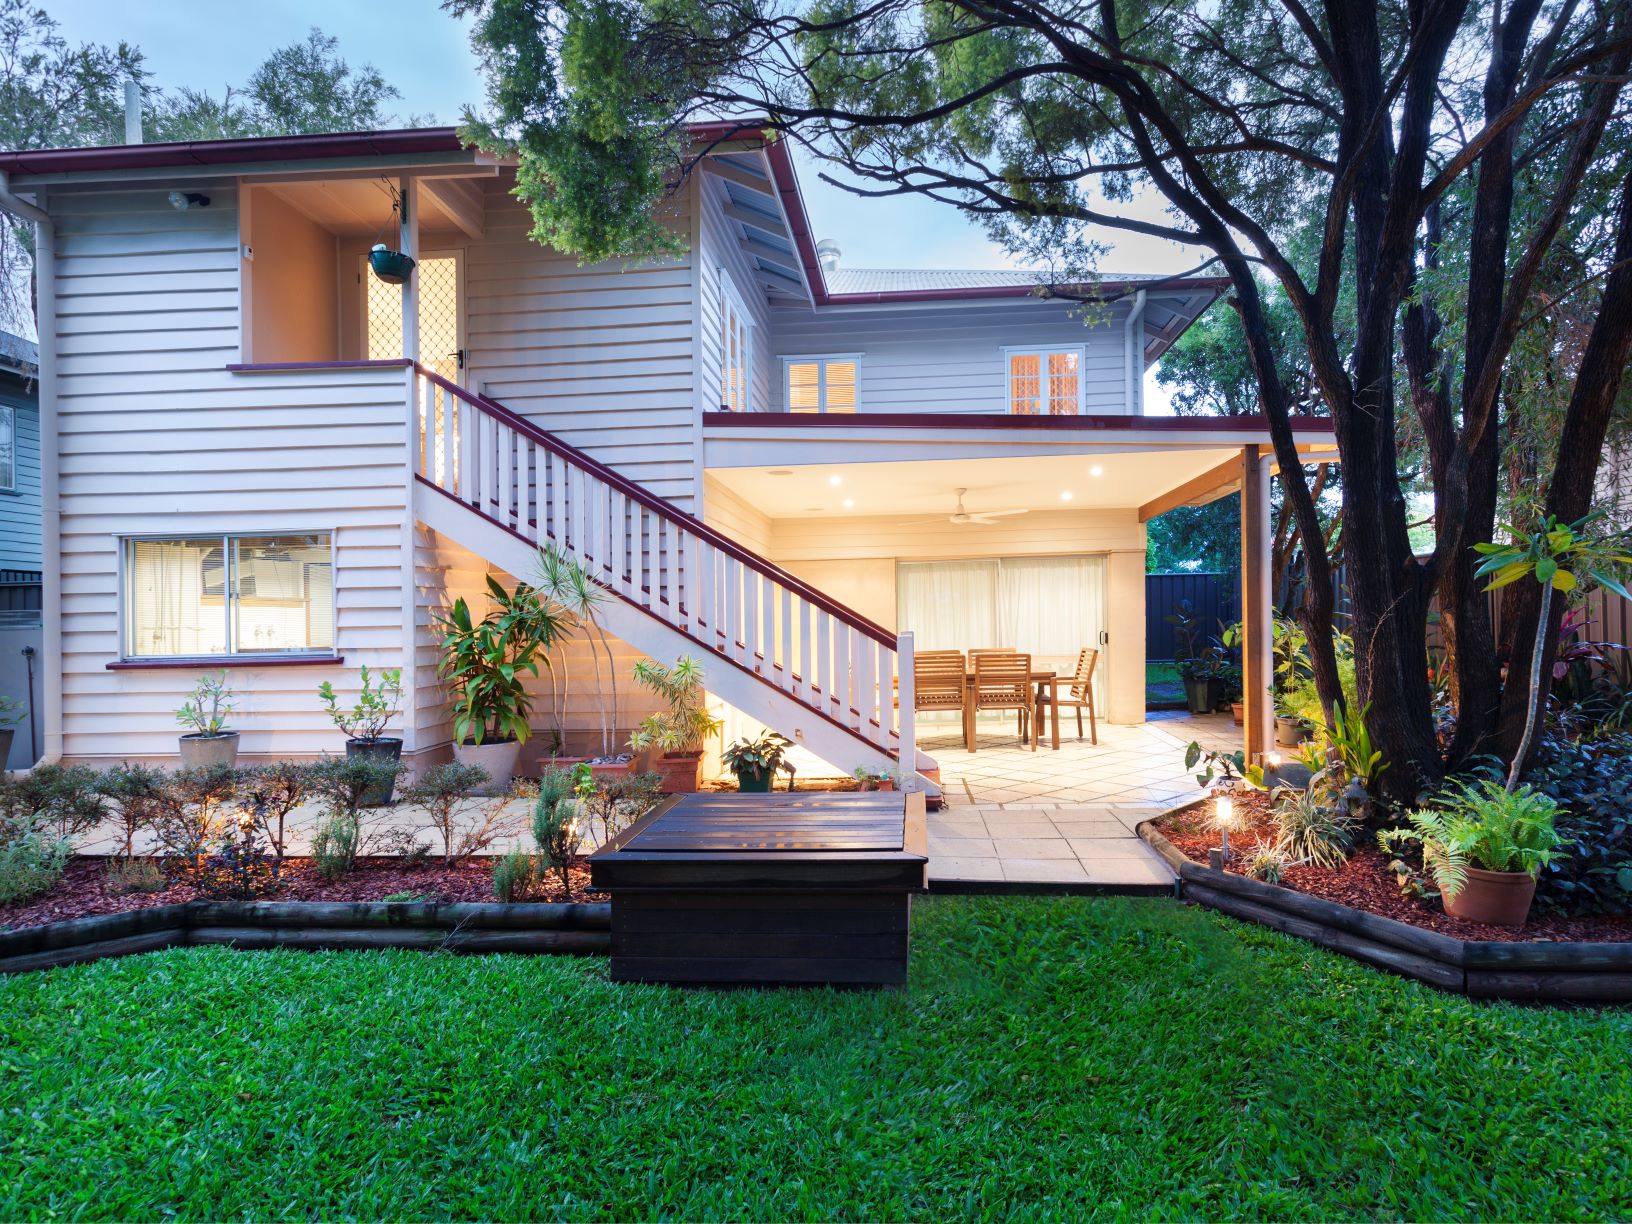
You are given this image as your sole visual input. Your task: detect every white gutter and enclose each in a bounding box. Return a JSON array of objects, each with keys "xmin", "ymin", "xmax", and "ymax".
[
  {"xmin": 1123, "ymin": 288, "xmax": 1147, "ymax": 416},
  {"xmin": 0, "ymin": 172, "xmax": 60, "ymax": 765}
]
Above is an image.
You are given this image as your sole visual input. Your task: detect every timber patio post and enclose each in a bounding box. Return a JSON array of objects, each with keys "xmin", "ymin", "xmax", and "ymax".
[{"xmin": 1240, "ymin": 444, "xmax": 1273, "ymax": 761}]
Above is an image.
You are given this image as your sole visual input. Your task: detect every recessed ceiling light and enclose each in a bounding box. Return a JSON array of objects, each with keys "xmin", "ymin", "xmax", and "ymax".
[
  {"xmin": 842, "ymin": 498, "xmax": 855, "ymax": 509},
  {"xmin": 828, "ymin": 474, "xmax": 844, "ymax": 487},
  {"xmin": 1060, "ymin": 491, "xmax": 1074, "ymax": 502},
  {"xmin": 1089, "ymin": 464, "xmax": 1104, "ymax": 477},
  {"xmin": 768, "ymin": 469, "xmax": 793, "ymax": 476}
]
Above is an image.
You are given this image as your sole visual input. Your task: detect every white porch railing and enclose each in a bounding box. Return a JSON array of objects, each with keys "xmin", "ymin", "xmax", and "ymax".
[{"xmin": 410, "ymin": 364, "xmax": 917, "ymax": 765}]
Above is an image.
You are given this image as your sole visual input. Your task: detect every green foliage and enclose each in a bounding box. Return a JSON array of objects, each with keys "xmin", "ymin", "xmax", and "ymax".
[
  {"xmin": 400, "ymin": 762, "xmax": 506, "ymax": 863},
  {"xmin": 435, "ymin": 576, "xmax": 563, "ymax": 747},
  {"xmin": 1515, "ymin": 735, "xmax": 1632, "ymax": 915},
  {"xmin": 491, "ymin": 849, "xmax": 537, "ymax": 902},
  {"xmin": 150, "ymin": 765, "xmax": 239, "ymax": 867},
  {"xmin": 105, "ymin": 856, "xmax": 165, "ymax": 896},
  {"xmin": 1279, "ymin": 655, "xmax": 1358, "ymax": 727},
  {"xmin": 1145, "ymin": 501, "xmax": 1239, "ymax": 574},
  {"xmin": 0, "ymin": 811, "xmax": 70, "ymax": 903},
  {"xmin": 236, "ymin": 760, "xmax": 312, "ymax": 863},
  {"xmin": 1243, "ymin": 840, "xmax": 1293, "ymax": 885},
  {"xmin": 721, "ymin": 729, "xmax": 795, "ymax": 782},
  {"xmin": 1182, "ymin": 742, "xmax": 1265, "ymax": 791},
  {"xmin": 1273, "ymin": 772, "xmax": 1357, "ymax": 870},
  {"xmin": 533, "ymin": 543, "xmax": 616, "ymax": 757},
  {"xmin": 628, "ymin": 656, "xmax": 722, "ymax": 755},
  {"xmin": 1165, "ymin": 600, "xmax": 1229, "ymax": 681},
  {"xmin": 311, "ymin": 811, "xmax": 361, "ymax": 882},
  {"xmin": 578, "ymin": 771, "xmax": 661, "ymax": 848},
  {"xmin": 318, "ymin": 666, "xmax": 403, "ymax": 743},
  {"xmin": 0, "ymin": 694, "xmax": 24, "ymax": 726},
  {"xmin": 0, "ymin": 764, "xmax": 106, "ymax": 843},
  {"xmin": 1327, "ymin": 701, "xmax": 1386, "ymax": 791},
  {"xmin": 532, "ymin": 767, "xmax": 582, "ymax": 894},
  {"xmin": 1381, "ymin": 782, "xmax": 1565, "ymax": 902},
  {"xmin": 97, "ymin": 762, "xmax": 170, "ymax": 860},
  {"xmin": 175, "ymin": 670, "xmax": 234, "ymax": 738}
]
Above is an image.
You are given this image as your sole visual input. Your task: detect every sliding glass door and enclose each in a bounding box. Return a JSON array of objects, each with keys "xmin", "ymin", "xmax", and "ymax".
[{"xmin": 898, "ymin": 555, "xmax": 1108, "ymax": 703}]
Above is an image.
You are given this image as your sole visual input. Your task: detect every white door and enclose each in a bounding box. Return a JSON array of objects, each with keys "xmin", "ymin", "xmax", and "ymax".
[{"xmin": 363, "ymin": 248, "xmax": 466, "ymax": 383}]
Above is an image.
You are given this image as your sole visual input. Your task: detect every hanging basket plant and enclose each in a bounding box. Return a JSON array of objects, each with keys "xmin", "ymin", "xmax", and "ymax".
[
  {"xmin": 369, "ymin": 244, "xmax": 416, "ymax": 284},
  {"xmin": 367, "ymin": 181, "xmax": 415, "ymax": 285}
]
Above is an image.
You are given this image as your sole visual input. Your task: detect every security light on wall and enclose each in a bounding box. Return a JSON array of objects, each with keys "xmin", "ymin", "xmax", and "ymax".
[{"xmin": 168, "ymin": 191, "xmax": 210, "ymax": 210}]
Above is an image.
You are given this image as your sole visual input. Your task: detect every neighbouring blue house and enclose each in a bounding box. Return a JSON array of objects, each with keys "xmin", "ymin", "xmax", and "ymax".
[{"xmin": 1, "ymin": 329, "xmax": 41, "ymax": 768}]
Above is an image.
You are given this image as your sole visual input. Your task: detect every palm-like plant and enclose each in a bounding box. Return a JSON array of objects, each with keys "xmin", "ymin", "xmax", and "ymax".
[
  {"xmin": 628, "ymin": 656, "xmax": 721, "ymax": 755},
  {"xmin": 1474, "ymin": 511, "xmax": 1632, "ymax": 790},
  {"xmin": 534, "ymin": 543, "xmax": 618, "ymax": 758}
]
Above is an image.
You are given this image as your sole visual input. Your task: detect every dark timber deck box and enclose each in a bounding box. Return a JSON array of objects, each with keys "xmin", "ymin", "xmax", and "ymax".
[{"xmin": 589, "ymin": 791, "xmax": 928, "ymax": 986}]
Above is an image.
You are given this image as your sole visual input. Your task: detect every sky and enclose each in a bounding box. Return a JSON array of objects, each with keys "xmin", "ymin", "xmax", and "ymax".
[{"xmin": 45, "ymin": 0, "xmax": 1203, "ymax": 406}]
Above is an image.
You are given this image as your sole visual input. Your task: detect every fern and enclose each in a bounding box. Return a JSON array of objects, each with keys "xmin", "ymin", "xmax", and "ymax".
[{"xmin": 1379, "ymin": 782, "xmax": 1563, "ymax": 902}]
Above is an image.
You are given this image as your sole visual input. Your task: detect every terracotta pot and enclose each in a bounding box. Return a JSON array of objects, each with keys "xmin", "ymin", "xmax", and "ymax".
[
  {"xmin": 1230, "ymin": 702, "xmax": 1245, "ymax": 726},
  {"xmin": 1444, "ymin": 866, "xmax": 1538, "ymax": 927},
  {"xmin": 452, "ymin": 738, "xmax": 521, "ymax": 795},
  {"xmin": 346, "ymin": 737, "xmax": 403, "ymax": 806},
  {"xmin": 652, "ymin": 751, "xmax": 702, "ymax": 794},
  {"xmin": 874, "ymin": 779, "xmax": 895, "ymax": 792},
  {"xmin": 589, "ymin": 755, "xmax": 636, "ymax": 785},
  {"xmin": 180, "ymin": 731, "xmax": 239, "ymax": 770}
]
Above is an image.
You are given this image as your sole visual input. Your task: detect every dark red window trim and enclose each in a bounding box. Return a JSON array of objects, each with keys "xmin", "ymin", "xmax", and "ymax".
[{"xmin": 107, "ymin": 654, "xmax": 344, "ymax": 671}]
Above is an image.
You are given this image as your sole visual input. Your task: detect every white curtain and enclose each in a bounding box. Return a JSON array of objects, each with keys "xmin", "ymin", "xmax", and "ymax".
[{"xmin": 898, "ymin": 555, "xmax": 1107, "ymax": 704}]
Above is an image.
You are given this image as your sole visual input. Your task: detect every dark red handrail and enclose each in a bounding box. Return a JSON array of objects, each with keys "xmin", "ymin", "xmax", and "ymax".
[{"xmin": 413, "ymin": 363, "xmax": 900, "ymax": 649}]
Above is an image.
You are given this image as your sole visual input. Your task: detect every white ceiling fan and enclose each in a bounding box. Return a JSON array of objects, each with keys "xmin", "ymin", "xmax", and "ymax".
[{"xmin": 910, "ymin": 488, "xmax": 1030, "ymax": 526}]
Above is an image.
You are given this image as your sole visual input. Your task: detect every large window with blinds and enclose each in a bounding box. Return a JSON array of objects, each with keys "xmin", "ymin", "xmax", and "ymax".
[
  {"xmin": 123, "ymin": 533, "xmax": 335, "ymax": 659},
  {"xmin": 784, "ymin": 355, "xmax": 859, "ymax": 413},
  {"xmin": 1006, "ymin": 346, "xmax": 1085, "ymax": 415}
]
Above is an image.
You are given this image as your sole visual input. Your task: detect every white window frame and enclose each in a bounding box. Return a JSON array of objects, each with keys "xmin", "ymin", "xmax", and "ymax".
[
  {"xmin": 119, "ymin": 530, "xmax": 337, "ymax": 661},
  {"xmin": 781, "ymin": 353, "xmax": 862, "ymax": 414},
  {"xmin": 1003, "ymin": 345, "xmax": 1087, "ymax": 416},
  {"xmin": 717, "ymin": 273, "xmax": 755, "ymax": 412},
  {"xmin": 0, "ymin": 403, "xmax": 14, "ymax": 492}
]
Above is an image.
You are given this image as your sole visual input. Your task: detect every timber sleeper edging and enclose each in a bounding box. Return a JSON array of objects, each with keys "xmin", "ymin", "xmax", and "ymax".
[
  {"xmin": 0, "ymin": 900, "xmax": 612, "ymax": 974},
  {"xmin": 1138, "ymin": 809, "xmax": 1632, "ymax": 1003}
]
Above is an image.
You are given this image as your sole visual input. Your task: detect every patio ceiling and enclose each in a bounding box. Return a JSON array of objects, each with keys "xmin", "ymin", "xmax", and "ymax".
[{"xmin": 707, "ymin": 448, "xmax": 1243, "ymax": 518}]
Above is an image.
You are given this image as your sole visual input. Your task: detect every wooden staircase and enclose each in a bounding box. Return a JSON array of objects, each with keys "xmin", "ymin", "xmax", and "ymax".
[{"xmin": 406, "ymin": 364, "xmax": 935, "ymax": 793}]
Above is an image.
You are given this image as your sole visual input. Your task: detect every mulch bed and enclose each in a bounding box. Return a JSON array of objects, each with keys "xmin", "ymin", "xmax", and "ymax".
[
  {"xmin": 701, "ymin": 777, "xmax": 866, "ymax": 794},
  {"xmin": 1155, "ymin": 790, "xmax": 1632, "ymax": 944},
  {"xmin": 0, "ymin": 857, "xmax": 604, "ymax": 932}
]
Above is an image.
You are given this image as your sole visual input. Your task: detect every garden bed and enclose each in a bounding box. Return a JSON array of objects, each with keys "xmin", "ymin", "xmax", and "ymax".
[
  {"xmin": 0, "ymin": 855, "xmax": 604, "ymax": 933},
  {"xmin": 1141, "ymin": 797, "xmax": 1632, "ymax": 1001}
]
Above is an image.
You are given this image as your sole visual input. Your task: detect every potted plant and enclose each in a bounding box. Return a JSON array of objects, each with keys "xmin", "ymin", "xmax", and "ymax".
[
  {"xmin": 435, "ymin": 576, "xmax": 562, "ymax": 795},
  {"xmin": 627, "ymin": 656, "xmax": 722, "ymax": 794},
  {"xmin": 1168, "ymin": 600, "xmax": 1230, "ymax": 714},
  {"xmin": 176, "ymin": 670, "xmax": 239, "ymax": 768},
  {"xmin": 852, "ymin": 766, "xmax": 896, "ymax": 792},
  {"xmin": 369, "ymin": 244, "xmax": 415, "ymax": 284},
  {"xmin": 0, "ymin": 694, "xmax": 23, "ymax": 766},
  {"xmin": 534, "ymin": 543, "xmax": 629, "ymax": 779},
  {"xmin": 721, "ymin": 729, "xmax": 794, "ymax": 793},
  {"xmin": 1379, "ymin": 780, "xmax": 1564, "ymax": 926},
  {"xmin": 318, "ymin": 665, "xmax": 405, "ymax": 805}
]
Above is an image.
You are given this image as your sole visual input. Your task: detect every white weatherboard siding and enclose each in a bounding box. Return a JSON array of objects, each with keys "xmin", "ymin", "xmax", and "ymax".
[
  {"xmin": 765, "ymin": 298, "xmax": 1131, "ymax": 415},
  {"xmin": 52, "ymin": 182, "xmax": 417, "ymax": 761},
  {"xmin": 463, "ymin": 175, "xmax": 701, "ymax": 510},
  {"xmin": 697, "ymin": 176, "xmax": 774, "ymax": 417},
  {"xmin": 0, "ymin": 385, "xmax": 41, "ymax": 570}
]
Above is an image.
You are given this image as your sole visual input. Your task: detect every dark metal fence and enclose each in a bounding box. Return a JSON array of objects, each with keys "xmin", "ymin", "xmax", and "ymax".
[
  {"xmin": 0, "ymin": 569, "xmax": 41, "ymax": 627},
  {"xmin": 1147, "ymin": 571, "xmax": 1240, "ymax": 661}
]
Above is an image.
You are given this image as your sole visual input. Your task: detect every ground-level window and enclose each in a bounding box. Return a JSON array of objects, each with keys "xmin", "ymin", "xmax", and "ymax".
[
  {"xmin": 0, "ymin": 404, "xmax": 13, "ymax": 491},
  {"xmin": 123, "ymin": 533, "xmax": 335, "ymax": 659},
  {"xmin": 897, "ymin": 555, "xmax": 1107, "ymax": 703},
  {"xmin": 718, "ymin": 277, "xmax": 754, "ymax": 412},
  {"xmin": 1006, "ymin": 347, "xmax": 1084, "ymax": 415},
  {"xmin": 784, "ymin": 355, "xmax": 859, "ymax": 413}
]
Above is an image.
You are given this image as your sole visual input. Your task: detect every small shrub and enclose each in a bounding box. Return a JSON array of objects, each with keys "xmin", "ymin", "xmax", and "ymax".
[
  {"xmin": 1526, "ymin": 733, "xmax": 1632, "ymax": 915},
  {"xmin": 373, "ymin": 827, "xmax": 433, "ymax": 865},
  {"xmin": 1244, "ymin": 840, "xmax": 1292, "ymax": 885},
  {"xmin": 307, "ymin": 755, "xmax": 405, "ymax": 867},
  {"xmin": 0, "ymin": 764, "xmax": 107, "ymax": 843},
  {"xmin": 312, "ymin": 811, "xmax": 361, "ymax": 881},
  {"xmin": 400, "ymin": 761, "xmax": 510, "ymax": 863},
  {"xmin": 236, "ymin": 760, "xmax": 312, "ymax": 865},
  {"xmin": 99, "ymin": 762, "xmax": 171, "ymax": 859},
  {"xmin": 381, "ymin": 890, "xmax": 434, "ymax": 903},
  {"xmin": 151, "ymin": 764, "xmax": 239, "ymax": 868},
  {"xmin": 107, "ymin": 856, "xmax": 166, "ymax": 895},
  {"xmin": 197, "ymin": 818, "xmax": 278, "ymax": 900},
  {"xmin": 492, "ymin": 849, "xmax": 536, "ymax": 902},
  {"xmin": 579, "ymin": 771, "xmax": 661, "ymax": 847},
  {"xmin": 0, "ymin": 813, "xmax": 71, "ymax": 903},
  {"xmin": 532, "ymin": 767, "xmax": 581, "ymax": 894},
  {"xmin": 1273, "ymin": 773, "xmax": 1357, "ymax": 869}
]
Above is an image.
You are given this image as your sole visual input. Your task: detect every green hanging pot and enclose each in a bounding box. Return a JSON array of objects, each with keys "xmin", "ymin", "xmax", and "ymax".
[{"xmin": 369, "ymin": 245, "xmax": 416, "ymax": 285}]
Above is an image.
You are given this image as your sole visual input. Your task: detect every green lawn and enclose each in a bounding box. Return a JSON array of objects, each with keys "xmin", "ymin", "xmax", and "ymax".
[
  {"xmin": 3, "ymin": 896, "xmax": 1628, "ymax": 1219},
  {"xmin": 1148, "ymin": 661, "xmax": 1185, "ymax": 704}
]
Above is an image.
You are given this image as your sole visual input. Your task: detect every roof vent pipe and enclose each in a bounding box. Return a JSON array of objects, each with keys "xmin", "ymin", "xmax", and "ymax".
[
  {"xmin": 123, "ymin": 81, "xmax": 142, "ymax": 145},
  {"xmin": 816, "ymin": 238, "xmax": 841, "ymax": 272}
]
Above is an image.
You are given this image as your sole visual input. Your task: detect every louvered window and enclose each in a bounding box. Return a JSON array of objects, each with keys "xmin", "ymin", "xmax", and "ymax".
[
  {"xmin": 1006, "ymin": 346, "xmax": 1084, "ymax": 415},
  {"xmin": 783, "ymin": 356, "xmax": 860, "ymax": 413}
]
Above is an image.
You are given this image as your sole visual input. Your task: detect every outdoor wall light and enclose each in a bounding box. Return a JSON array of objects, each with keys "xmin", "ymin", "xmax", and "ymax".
[{"xmin": 167, "ymin": 190, "xmax": 210, "ymax": 210}]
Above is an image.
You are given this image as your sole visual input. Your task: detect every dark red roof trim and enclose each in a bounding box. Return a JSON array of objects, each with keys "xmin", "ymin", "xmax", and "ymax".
[
  {"xmin": 703, "ymin": 411, "xmax": 1336, "ymax": 434},
  {"xmin": 0, "ymin": 127, "xmax": 469, "ymax": 176}
]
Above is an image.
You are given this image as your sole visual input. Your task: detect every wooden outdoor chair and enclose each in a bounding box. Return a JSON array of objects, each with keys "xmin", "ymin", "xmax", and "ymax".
[
  {"xmin": 909, "ymin": 651, "xmax": 969, "ymax": 742},
  {"xmin": 969, "ymin": 651, "xmax": 1034, "ymax": 752},
  {"xmin": 1036, "ymin": 647, "xmax": 1099, "ymax": 745}
]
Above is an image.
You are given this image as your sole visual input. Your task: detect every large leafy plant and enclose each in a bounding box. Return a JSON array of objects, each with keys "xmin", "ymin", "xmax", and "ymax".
[
  {"xmin": 1474, "ymin": 511, "xmax": 1632, "ymax": 790},
  {"xmin": 628, "ymin": 656, "xmax": 721, "ymax": 755},
  {"xmin": 318, "ymin": 665, "xmax": 403, "ymax": 742},
  {"xmin": 435, "ymin": 576, "xmax": 563, "ymax": 746},
  {"xmin": 721, "ymin": 729, "xmax": 795, "ymax": 782},
  {"xmin": 1379, "ymin": 780, "xmax": 1564, "ymax": 902}
]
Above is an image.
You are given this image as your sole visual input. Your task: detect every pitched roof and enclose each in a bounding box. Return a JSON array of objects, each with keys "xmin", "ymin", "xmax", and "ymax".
[{"xmin": 823, "ymin": 268, "xmax": 1190, "ymax": 295}]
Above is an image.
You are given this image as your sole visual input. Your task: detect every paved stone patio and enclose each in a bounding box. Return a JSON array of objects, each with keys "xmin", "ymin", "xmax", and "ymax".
[{"xmin": 921, "ymin": 710, "xmax": 1238, "ymax": 890}]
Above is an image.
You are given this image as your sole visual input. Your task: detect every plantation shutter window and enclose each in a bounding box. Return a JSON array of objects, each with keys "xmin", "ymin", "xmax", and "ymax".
[
  {"xmin": 718, "ymin": 277, "xmax": 755, "ymax": 412},
  {"xmin": 1007, "ymin": 347, "xmax": 1085, "ymax": 415},
  {"xmin": 0, "ymin": 405, "xmax": 13, "ymax": 491},
  {"xmin": 124, "ymin": 533, "xmax": 334, "ymax": 659},
  {"xmin": 784, "ymin": 356, "xmax": 860, "ymax": 413}
]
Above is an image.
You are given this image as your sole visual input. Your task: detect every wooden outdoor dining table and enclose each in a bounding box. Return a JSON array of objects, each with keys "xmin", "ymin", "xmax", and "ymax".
[{"xmin": 959, "ymin": 668, "xmax": 1063, "ymax": 752}]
